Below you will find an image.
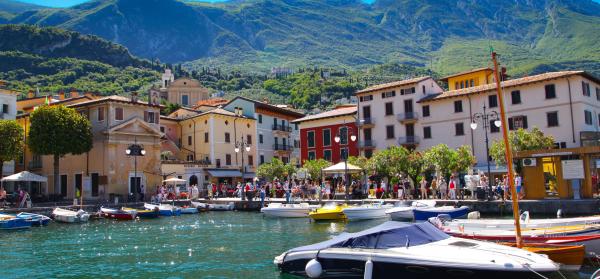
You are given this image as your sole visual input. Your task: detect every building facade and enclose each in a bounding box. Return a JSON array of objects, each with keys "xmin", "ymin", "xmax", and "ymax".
[
  {"xmin": 149, "ymin": 69, "xmax": 210, "ymax": 108},
  {"xmin": 224, "ymin": 97, "xmax": 304, "ymax": 167},
  {"xmin": 0, "ymin": 83, "xmax": 18, "ymax": 176},
  {"xmin": 293, "ymin": 105, "xmax": 359, "ymax": 164}
]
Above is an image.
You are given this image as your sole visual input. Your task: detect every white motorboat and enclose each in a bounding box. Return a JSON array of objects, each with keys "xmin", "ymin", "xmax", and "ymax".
[
  {"xmin": 342, "ymin": 203, "xmax": 393, "ymax": 221},
  {"xmin": 260, "ymin": 203, "xmax": 319, "ymax": 218},
  {"xmin": 439, "ymin": 212, "xmax": 600, "ymax": 232},
  {"xmin": 144, "ymin": 203, "xmax": 181, "ymax": 216},
  {"xmin": 275, "ymin": 221, "xmax": 559, "ymax": 278},
  {"xmin": 52, "ymin": 207, "xmax": 90, "ymax": 223},
  {"xmin": 385, "ymin": 200, "xmax": 436, "ymax": 221}
]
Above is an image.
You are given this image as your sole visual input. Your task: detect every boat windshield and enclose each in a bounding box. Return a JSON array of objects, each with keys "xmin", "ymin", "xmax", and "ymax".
[{"xmin": 289, "ymin": 222, "xmax": 449, "ymax": 252}]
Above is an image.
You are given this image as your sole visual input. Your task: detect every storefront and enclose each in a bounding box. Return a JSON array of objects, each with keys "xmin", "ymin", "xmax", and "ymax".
[{"xmin": 514, "ymin": 146, "xmax": 600, "ymax": 199}]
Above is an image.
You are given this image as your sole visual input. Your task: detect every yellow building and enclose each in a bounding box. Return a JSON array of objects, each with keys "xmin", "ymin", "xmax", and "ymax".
[
  {"xmin": 17, "ymin": 95, "xmax": 162, "ymax": 200},
  {"xmin": 441, "ymin": 68, "xmax": 495, "ymax": 91},
  {"xmin": 149, "ymin": 73, "xmax": 210, "ymax": 108}
]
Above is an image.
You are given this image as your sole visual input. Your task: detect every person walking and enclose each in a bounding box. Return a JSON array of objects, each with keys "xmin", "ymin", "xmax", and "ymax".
[
  {"xmin": 259, "ymin": 186, "xmax": 266, "ymax": 208},
  {"xmin": 438, "ymin": 177, "xmax": 448, "ymax": 200},
  {"xmin": 515, "ymin": 173, "xmax": 523, "ymax": 200},
  {"xmin": 448, "ymin": 175, "xmax": 456, "ymax": 200},
  {"xmin": 420, "ymin": 177, "xmax": 428, "ymax": 199},
  {"xmin": 430, "ymin": 177, "xmax": 438, "ymax": 200}
]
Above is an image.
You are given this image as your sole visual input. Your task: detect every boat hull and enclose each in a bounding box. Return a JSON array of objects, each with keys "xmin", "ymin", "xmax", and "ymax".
[
  {"xmin": 15, "ymin": 212, "xmax": 51, "ymax": 226},
  {"xmin": 144, "ymin": 203, "xmax": 181, "ymax": 216},
  {"xmin": 0, "ymin": 215, "xmax": 31, "ymax": 230},
  {"xmin": 100, "ymin": 208, "xmax": 136, "ymax": 220},
  {"xmin": 261, "ymin": 208, "xmax": 311, "ymax": 218},
  {"xmin": 208, "ymin": 203, "xmax": 234, "ymax": 211},
  {"xmin": 502, "ymin": 243, "xmax": 584, "ymax": 271},
  {"xmin": 413, "ymin": 206, "xmax": 469, "ymax": 221},
  {"xmin": 181, "ymin": 207, "xmax": 198, "ymax": 214},
  {"xmin": 309, "ymin": 211, "xmax": 346, "ymax": 221},
  {"xmin": 52, "ymin": 208, "xmax": 90, "ymax": 223},
  {"xmin": 387, "ymin": 209, "xmax": 415, "ymax": 221},
  {"xmin": 343, "ymin": 208, "xmax": 389, "ymax": 221}
]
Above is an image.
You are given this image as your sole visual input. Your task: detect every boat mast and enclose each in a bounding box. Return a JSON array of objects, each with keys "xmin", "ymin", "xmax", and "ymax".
[{"xmin": 491, "ymin": 52, "xmax": 523, "ymax": 248}]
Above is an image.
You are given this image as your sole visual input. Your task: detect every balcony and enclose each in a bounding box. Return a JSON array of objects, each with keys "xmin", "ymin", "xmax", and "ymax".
[
  {"xmin": 398, "ymin": 136, "xmax": 420, "ymax": 146},
  {"xmin": 272, "ymin": 124, "xmax": 292, "ymax": 133},
  {"xmin": 358, "ymin": 117, "xmax": 375, "ymax": 127},
  {"xmin": 359, "ymin": 140, "xmax": 376, "ymax": 149},
  {"xmin": 273, "ymin": 144, "xmax": 294, "ymax": 152},
  {"xmin": 28, "ymin": 160, "xmax": 42, "ymax": 170},
  {"xmin": 396, "ymin": 112, "xmax": 419, "ymax": 123}
]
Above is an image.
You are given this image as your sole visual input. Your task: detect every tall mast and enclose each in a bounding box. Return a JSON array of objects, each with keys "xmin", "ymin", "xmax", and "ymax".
[{"xmin": 491, "ymin": 52, "xmax": 523, "ymax": 248}]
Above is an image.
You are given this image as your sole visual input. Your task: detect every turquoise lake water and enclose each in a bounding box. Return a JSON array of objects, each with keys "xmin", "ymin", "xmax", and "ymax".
[{"xmin": 0, "ymin": 212, "xmax": 389, "ymax": 279}]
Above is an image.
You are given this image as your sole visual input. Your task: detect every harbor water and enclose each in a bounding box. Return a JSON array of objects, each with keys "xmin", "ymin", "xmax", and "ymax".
[{"xmin": 0, "ymin": 212, "xmax": 593, "ymax": 278}]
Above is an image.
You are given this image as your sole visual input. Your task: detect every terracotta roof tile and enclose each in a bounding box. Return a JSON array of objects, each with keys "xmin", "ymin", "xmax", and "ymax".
[{"xmin": 292, "ymin": 106, "xmax": 357, "ymax": 123}]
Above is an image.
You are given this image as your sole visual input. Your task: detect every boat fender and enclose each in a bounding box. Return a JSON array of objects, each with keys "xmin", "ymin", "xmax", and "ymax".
[
  {"xmin": 557, "ymin": 209, "xmax": 562, "ymax": 218},
  {"xmin": 305, "ymin": 258, "xmax": 322, "ymax": 278},
  {"xmin": 467, "ymin": 211, "xmax": 480, "ymax": 219},
  {"xmin": 363, "ymin": 259, "xmax": 373, "ymax": 279},
  {"xmin": 520, "ymin": 211, "xmax": 530, "ymax": 223}
]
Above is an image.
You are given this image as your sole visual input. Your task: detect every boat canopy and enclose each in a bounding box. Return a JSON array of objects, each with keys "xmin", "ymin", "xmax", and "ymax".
[{"xmin": 289, "ymin": 222, "xmax": 449, "ymax": 252}]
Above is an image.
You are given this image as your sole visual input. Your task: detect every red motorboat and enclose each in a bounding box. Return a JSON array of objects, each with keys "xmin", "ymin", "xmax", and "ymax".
[{"xmin": 100, "ymin": 207, "xmax": 137, "ymax": 220}]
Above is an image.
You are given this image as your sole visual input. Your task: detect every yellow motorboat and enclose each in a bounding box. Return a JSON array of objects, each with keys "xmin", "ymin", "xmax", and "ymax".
[{"xmin": 309, "ymin": 203, "xmax": 348, "ymax": 221}]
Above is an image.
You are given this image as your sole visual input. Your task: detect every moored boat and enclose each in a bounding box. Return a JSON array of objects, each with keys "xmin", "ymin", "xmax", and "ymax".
[
  {"xmin": 190, "ymin": 201, "xmax": 209, "ymax": 212},
  {"xmin": 261, "ymin": 203, "xmax": 319, "ymax": 218},
  {"xmin": 52, "ymin": 208, "xmax": 90, "ymax": 223},
  {"xmin": 308, "ymin": 203, "xmax": 348, "ymax": 221},
  {"xmin": 16, "ymin": 212, "xmax": 51, "ymax": 226},
  {"xmin": 501, "ymin": 243, "xmax": 585, "ymax": 271},
  {"xmin": 180, "ymin": 206, "xmax": 199, "ymax": 214},
  {"xmin": 413, "ymin": 205, "xmax": 469, "ymax": 221},
  {"xmin": 0, "ymin": 213, "xmax": 31, "ymax": 230},
  {"xmin": 144, "ymin": 203, "xmax": 181, "ymax": 216},
  {"xmin": 122, "ymin": 207, "xmax": 160, "ymax": 218},
  {"xmin": 208, "ymin": 202, "xmax": 234, "ymax": 211},
  {"xmin": 385, "ymin": 200, "xmax": 436, "ymax": 221},
  {"xmin": 342, "ymin": 202, "xmax": 393, "ymax": 221},
  {"xmin": 442, "ymin": 212, "xmax": 600, "ymax": 231},
  {"xmin": 275, "ymin": 221, "xmax": 559, "ymax": 278},
  {"xmin": 100, "ymin": 207, "xmax": 137, "ymax": 220}
]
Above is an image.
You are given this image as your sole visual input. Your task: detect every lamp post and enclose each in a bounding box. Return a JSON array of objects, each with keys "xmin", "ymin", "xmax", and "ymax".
[
  {"xmin": 334, "ymin": 125, "xmax": 357, "ymax": 200},
  {"xmin": 126, "ymin": 138, "xmax": 146, "ymax": 202},
  {"xmin": 234, "ymin": 135, "xmax": 251, "ymax": 201},
  {"xmin": 470, "ymin": 104, "xmax": 501, "ymax": 200}
]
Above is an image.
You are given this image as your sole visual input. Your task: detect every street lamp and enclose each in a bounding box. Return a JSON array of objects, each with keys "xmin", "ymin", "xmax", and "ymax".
[
  {"xmin": 470, "ymin": 104, "xmax": 501, "ymax": 200},
  {"xmin": 334, "ymin": 126, "xmax": 357, "ymax": 200},
  {"xmin": 234, "ymin": 135, "xmax": 251, "ymax": 201},
  {"xmin": 126, "ymin": 138, "xmax": 146, "ymax": 202}
]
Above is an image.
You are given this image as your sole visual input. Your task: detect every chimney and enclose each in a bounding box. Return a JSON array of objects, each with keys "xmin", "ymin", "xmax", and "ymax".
[
  {"xmin": 58, "ymin": 90, "xmax": 65, "ymax": 100},
  {"xmin": 263, "ymin": 97, "xmax": 269, "ymax": 104},
  {"xmin": 70, "ymin": 88, "xmax": 79, "ymax": 98},
  {"xmin": 27, "ymin": 90, "xmax": 34, "ymax": 99},
  {"xmin": 131, "ymin": 91, "xmax": 138, "ymax": 103}
]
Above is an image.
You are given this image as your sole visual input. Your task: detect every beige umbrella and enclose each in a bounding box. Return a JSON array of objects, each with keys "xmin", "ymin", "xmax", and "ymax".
[{"xmin": 322, "ymin": 162, "xmax": 362, "ymax": 174}]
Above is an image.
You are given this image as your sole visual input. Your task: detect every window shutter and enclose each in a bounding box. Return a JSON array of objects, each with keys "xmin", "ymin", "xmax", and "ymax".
[
  {"xmin": 508, "ymin": 118, "xmax": 514, "ymax": 130},
  {"xmin": 522, "ymin": 116, "xmax": 528, "ymax": 129},
  {"xmin": 144, "ymin": 111, "xmax": 148, "ymax": 122}
]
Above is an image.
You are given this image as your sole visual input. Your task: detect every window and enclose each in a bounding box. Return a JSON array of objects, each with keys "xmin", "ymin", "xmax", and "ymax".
[
  {"xmin": 97, "ymin": 107, "xmax": 105, "ymax": 121},
  {"xmin": 307, "ymin": 131, "xmax": 315, "ymax": 148},
  {"xmin": 323, "ymin": 129, "xmax": 331, "ymax": 146},
  {"xmin": 91, "ymin": 173, "xmax": 99, "ymax": 197},
  {"xmin": 381, "ymin": 91, "xmax": 395, "ymax": 98},
  {"xmin": 506, "ymin": 91, "xmax": 520, "ymax": 105},
  {"xmin": 422, "ymin": 85, "xmax": 426, "ymax": 95},
  {"xmin": 340, "ymin": 148, "xmax": 348, "ymax": 160},
  {"xmin": 339, "ymin": 126, "xmax": 348, "ymax": 145},
  {"xmin": 246, "ymin": 135, "xmax": 252, "ymax": 145},
  {"xmin": 145, "ymin": 111, "xmax": 158, "ymax": 124},
  {"xmin": 455, "ymin": 123, "xmax": 464, "ymax": 136},
  {"xmin": 596, "ymin": 87, "xmax": 600, "ymax": 101},
  {"xmin": 2, "ymin": 104, "xmax": 8, "ymax": 114},
  {"xmin": 248, "ymin": 155, "xmax": 254, "ymax": 166},
  {"xmin": 490, "ymin": 120, "xmax": 500, "ymax": 133},
  {"xmin": 294, "ymin": 140, "xmax": 299, "ymax": 148},
  {"xmin": 225, "ymin": 132, "xmax": 230, "ymax": 143},
  {"xmin": 188, "ymin": 136, "xmax": 192, "ymax": 146},
  {"xmin": 454, "ymin": 82, "xmax": 459, "ymax": 89},
  {"xmin": 598, "ymin": 114, "xmax": 600, "ymax": 126},
  {"xmin": 259, "ymin": 134, "xmax": 263, "ymax": 144},
  {"xmin": 182, "ymin": 95, "xmax": 189, "ymax": 106},
  {"xmin": 308, "ymin": 151, "xmax": 316, "ymax": 160},
  {"xmin": 488, "ymin": 95, "xmax": 498, "ymax": 108},
  {"xmin": 545, "ymin": 84, "xmax": 556, "ymax": 99},
  {"xmin": 460, "ymin": 81, "xmax": 464, "ymax": 89},
  {"xmin": 225, "ymin": 154, "xmax": 232, "ymax": 165},
  {"xmin": 257, "ymin": 114, "xmax": 262, "ymax": 124},
  {"xmin": 260, "ymin": 155, "xmax": 265, "ymax": 164},
  {"xmin": 508, "ymin": 116, "xmax": 528, "ymax": 130},
  {"xmin": 295, "ymin": 123, "xmax": 298, "ymax": 130},
  {"xmin": 454, "ymin": 100, "xmax": 463, "ymax": 113},
  {"xmin": 423, "ymin": 126, "xmax": 431, "ymax": 139},
  {"xmin": 422, "ymin": 105, "xmax": 430, "ymax": 117},
  {"xmin": 400, "ymin": 87, "xmax": 416, "ymax": 95},
  {"xmin": 547, "ymin": 112, "xmax": 559, "ymax": 127},
  {"xmin": 359, "ymin": 95, "xmax": 373, "ymax": 102},
  {"xmin": 585, "ymin": 110, "xmax": 593, "ymax": 125},
  {"xmin": 204, "ymin": 132, "xmax": 209, "ymax": 143},
  {"xmin": 582, "ymin": 82, "xmax": 591, "ymax": 97},
  {"xmin": 469, "ymin": 79, "xmax": 474, "ymax": 87},
  {"xmin": 385, "ymin": 102, "xmax": 393, "ymax": 116},
  {"xmin": 386, "ymin": 125, "xmax": 395, "ymax": 139},
  {"xmin": 115, "ymin": 107, "xmax": 123, "ymax": 120},
  {"xmin": 323, "ymin": 150, "xmax": 332, "ymax": 161}
]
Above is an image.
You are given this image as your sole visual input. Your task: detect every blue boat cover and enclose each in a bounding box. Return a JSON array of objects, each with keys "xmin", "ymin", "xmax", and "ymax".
[{"xmin": 289, "ymin": 222, "xmax": 449, "ymax": 252}]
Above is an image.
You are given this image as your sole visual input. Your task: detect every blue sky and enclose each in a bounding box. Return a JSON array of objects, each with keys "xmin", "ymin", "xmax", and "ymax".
[{"xmin": 12, "ymin": 0, "xmax": 600, "ymax": 8}]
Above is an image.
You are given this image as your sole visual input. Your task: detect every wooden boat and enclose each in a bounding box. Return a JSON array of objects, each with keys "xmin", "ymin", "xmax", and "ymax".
[
  {"xmin": 16, "ymin": 212, "xmax": 51, "ymax": 226},
  {"xmin": 413, "ymin": 205, "xmax": 469, "ymax": 221},
  {"xmin": 501, "ymin": 243, "xmax": 585, "ymax": 271},
  {"xmin": 122, "ymin": 207, "xmax": 160, "ymax": 218},
  {"xmin": 0, "ymin": 213, "xmax": 31, "ymax": 230},
  {"xmin": 438, "ymin": 217, "xmax": 600, "ymax": 237},
  {"xmin": 261, "ymin": 203, "xmax": 320, "ymax": 218},
  {"xmin": 443, "ymin": 212, "xmax": 600, "ymax": 231},
  {"xmin": 144, "ymin": 203, "xmax": 181, "ymax": 216},
  {"xmin": 99, "ymin": 207, "xmax": 137, "ymax": 220},
  {"xmin": 308, "ymin": 203, "xmax": 348, "ymax": 221},
  {"xmin": 52, "ymin": 208, "xmax": 90, "ymax": 223}
]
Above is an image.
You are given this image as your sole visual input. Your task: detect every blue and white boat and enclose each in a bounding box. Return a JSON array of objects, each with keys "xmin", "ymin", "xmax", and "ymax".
[
  {"xmin": 180, "ymin": 207, "xmax": 198, "ymax": 214},
  {"xmin": 16, "ymin": 212, "xmax": 51, "ymax": 226},
  {"xmin": 144, "ymin": 203, "xmax": 181, "ymax": 216},
  {"xmin": 0, "ymin": 213, "xmax": 32, "ymax": 230},
  {"xmin": 413, "ymin": 205, "xmax": 469, "ymax": 221}
]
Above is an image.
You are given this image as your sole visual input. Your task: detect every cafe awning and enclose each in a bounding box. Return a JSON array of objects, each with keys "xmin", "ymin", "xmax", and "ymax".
[
  {"xmin": 207, "ymin": 169, "xmax": 243, "ymax": 178},
  {"xmin": 322, "ymin": 162, "xmax": 362, "ymax": 174},
  {"xmin": 1, "ymin": 171, "xmax": 48, "ymax": 183}
]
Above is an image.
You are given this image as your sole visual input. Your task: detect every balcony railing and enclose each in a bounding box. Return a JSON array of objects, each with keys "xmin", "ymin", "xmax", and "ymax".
[
  {"xmin": 396, "ymin": 112, "xmax": 419, "ymax": 122},
  {"xmin": 28, "ymin": 160, "xmax": 42, "ymax": 170},
  {"xmin": 273, "ymin": 144, "xmax": 294, "ymax": 151},
  {"xmin": 272, "ymin": 124, "xmax": 292, "ymax": 132},
  {"xmin": 359, "ymin": 140, "xmax": 376, "ymax": 148},
  {"xmin": 398, "ymin": 136, "xmax": 420, "ymax": 145},
  {"xmin": 358, "ymin": 117, "xmax": 375, "ymax": 126}
]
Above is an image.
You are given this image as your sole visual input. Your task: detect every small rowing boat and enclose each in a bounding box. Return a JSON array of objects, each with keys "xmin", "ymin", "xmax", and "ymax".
[
  {"xmin": 501, "ymin": 243, "xmax": 585, "ymax": 271},
  {"xmin": 52, "ymin": 208, "xmax": 90, "ymax": 223},
  {"xmin": 342, "ymin": 202, "xmax": 393, "ymax": 221},
  {"xmin": 385, "ymin": 200, "xmax": 436, "ymax": 221},
  {"xmin": 144, "ymin": 203, "xmax": 181, "ymax": 216},
  {"xmin": 99, "ymin": 207, "xmax": 137, "ymax": 220},
  {"xmin": 0, "ymin": 213, "xmax": 31, "ymax": 230},
  {"xmin": 16, "ymin": 212, "xmax": 51, "ymax": 226},
  {"xmin": 190, "ymin": 201, "xmax": 209, "ymax": 212}
]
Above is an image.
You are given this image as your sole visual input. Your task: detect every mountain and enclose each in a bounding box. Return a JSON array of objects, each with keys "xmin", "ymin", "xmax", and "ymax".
[
  {"xmin": 2, "ymin": 0, "xmax": 600, "ymax": 76},
  {"xmin": 0, "ymin": 0, "xmax": 42, "ymax": 22}
]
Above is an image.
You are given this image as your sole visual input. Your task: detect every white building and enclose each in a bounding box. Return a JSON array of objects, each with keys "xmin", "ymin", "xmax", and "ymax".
[
  {"xmin": 0, "ymin": 83, "xmax": 18, "ymax": 176},
  {"xmin": 356, "ymin": 70, "xmax": 600, "ymax": 174},
  {"xmin": 224, "ymin": 97, "xmax": 305, "ymax": 167}
]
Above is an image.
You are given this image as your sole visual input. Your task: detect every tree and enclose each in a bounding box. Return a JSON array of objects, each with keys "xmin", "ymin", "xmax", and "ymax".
[
  {"xmin": 283, "ymin": 162, "xmax": 298, "ymax": 181},
  {"xmin": 490, "ymin": 128, "xmax": 554, "ymax": 170},
  {"xmin": 368, "ymin": 146, "xmax": 410, "ymax": 183},
  {"xmin": 0, "ymin": 120, "xmax": 24, "ymax": 177},
  {"xmin": 302, "ymin": 159, "xmax": 332, "ymax": 182},
  {"xmin": 28, "ymin": 105, "xmax": 93, "ymax": 194},
  {"xmin": 256, "ymin": 158, "xmax": 286, "ymax": 181},
  {"xmin": 424, "ymin": 144, "xmax": 475, "ymax": 180},
  {"xmin": 405, "ymin": 150, "xmax": 427, "ymax": 185},
  {"xmin": 347, "ymin": 156, "xmax": 370, "ymax": 179}
]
